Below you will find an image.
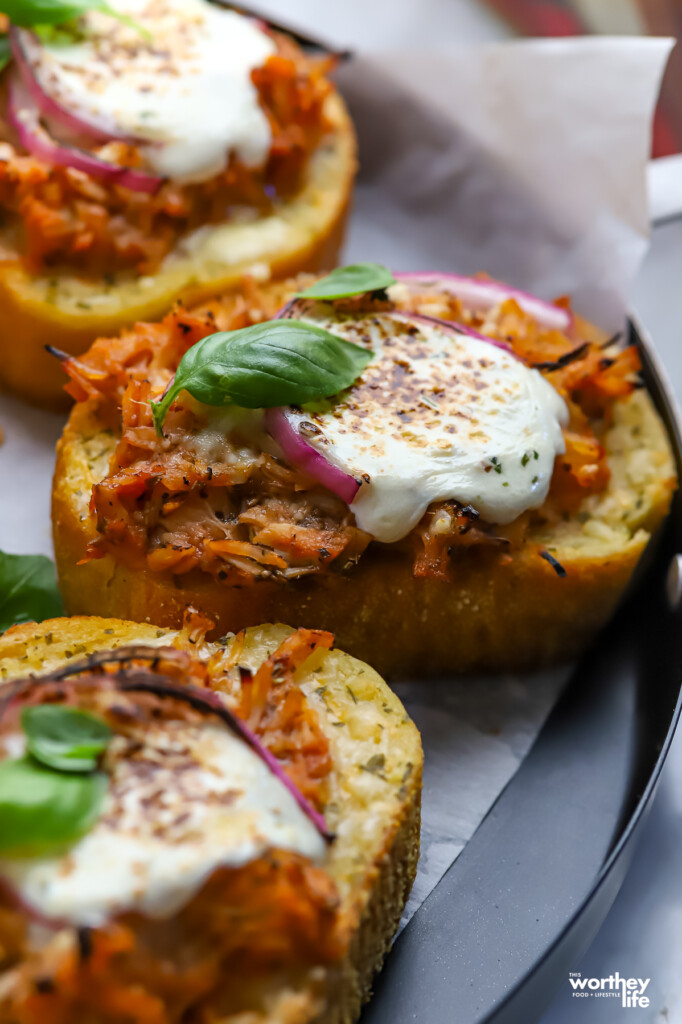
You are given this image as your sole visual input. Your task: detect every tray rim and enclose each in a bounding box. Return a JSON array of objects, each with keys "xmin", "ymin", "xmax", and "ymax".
[{"xmin": 476, "ymin": 311, "xmax": 682, "ymax": 1020}]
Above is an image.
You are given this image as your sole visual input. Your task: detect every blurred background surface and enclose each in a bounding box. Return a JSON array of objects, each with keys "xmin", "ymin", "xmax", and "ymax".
[{"xmin": 253, "ymin": 0, "xmax": 682, "ymax": 155}]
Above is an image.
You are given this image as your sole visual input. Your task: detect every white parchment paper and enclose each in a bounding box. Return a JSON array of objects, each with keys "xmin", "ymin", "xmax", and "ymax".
[
  {"xmin": 394, "ymin": 668, "xmax": 571, "ymax": 929},
  {"xmin": 0, "ymin": 36, "xmax": 672, "ymax": 933},
  {"xmin": 338, "ymin": 37, "xmax": 673, "ymax": 330}
]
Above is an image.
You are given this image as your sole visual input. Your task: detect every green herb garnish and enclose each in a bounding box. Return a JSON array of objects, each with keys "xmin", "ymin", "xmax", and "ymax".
[
  {"xmin": 0, "ymin": 705, "xmax": 111, "ymax": 855},
  {"xmin": 360, "ymin": 753, "xmax": 386, "ymax": 778},
  {"xmin": 0, "ymin": 550, "xmax": 64, "ymax": 634},
  {"xmin": 151, "ymin": 319, "xmax": 373, "ymax": 436},
  {"xmin": 23, "ymin": 705, "xmax": 112, "ymax": 773},
  {"xmin": 0, "ymin": 758, "xmax": 107, "ymax": 856},
  {"xmin": 295, "ymin": 262, "xmax": 396, "ymax": 301},
  {"xmin": 0, "ymin": 0, "xmax": 151, "ymax": 41},
  {"xmin": 0, "ymin": 0, "xmax": 101, "ymax": 24}
]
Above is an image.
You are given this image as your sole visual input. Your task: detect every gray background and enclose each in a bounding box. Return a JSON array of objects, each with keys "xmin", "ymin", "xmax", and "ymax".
[{"xmin": 250, "ymin": 0, "xmax": 682, "ymax": 1019}]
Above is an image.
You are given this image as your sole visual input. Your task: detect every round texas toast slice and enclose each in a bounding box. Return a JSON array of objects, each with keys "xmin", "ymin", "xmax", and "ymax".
[
  {"xmin": 0, "ymin": 92, "xmax": 355, "ymax": 410},
  {"xmin": 0, "ymin": 616, "xmax": 422, "ymax": 1024},
  {"xmin": 53, "ymin": 385, "xmax": 675, "ymax": 680}
]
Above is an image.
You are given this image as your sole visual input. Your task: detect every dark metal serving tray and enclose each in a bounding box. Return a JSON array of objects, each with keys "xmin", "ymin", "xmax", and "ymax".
[{"xmin": 360, "ymin": 316, "xmax": 682, "ymax": 1024}]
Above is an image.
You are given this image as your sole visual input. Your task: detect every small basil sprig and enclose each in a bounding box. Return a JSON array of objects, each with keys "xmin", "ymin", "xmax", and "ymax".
[
  {"xmin": 23, "ymin": 705, "xmax": 112, "ymax": 772},
  {"xmin": 295, "ymin": 263, "xmax": 396, "ymax": 300},
  {"xmin": 0, "ymin": 550, "xmax": 64, "ymax": 634},
  {"xmin": 0, "ymin": 0, "xmax": 151, "ymax": 40},
  {"xmin": 0, "ymin": 758, "xmax": 107, "ymax": 856},
  {"xmin": 0, "ymin": 705, "xmax": 111, "ymax": 855},
  {"xmin": 0, "ymin": 0, "xmax": 97, "ymax": 24},
  {"xmin": 151, "ymin": 319, "xmax": 373, "ymax": 436}
]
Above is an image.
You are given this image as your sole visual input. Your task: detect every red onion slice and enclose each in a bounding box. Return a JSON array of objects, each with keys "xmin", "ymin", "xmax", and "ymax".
[
  {"xmin": 275, "ymin": 292, "xmax": 514, "ymax": 353},
  {"xmin": 238, "ymin": 719, "xmax": 332, "ymax": 838},
  {"xmin": 387, "ymin": 308, "xmax": 515, "ymax": 354},
  {"xmin": 265, "ymin": 407, "xmax": 359, "ymax": 505},
  {"xmin": 394, "ymin": 271, "xmax": 572, "ymax": 332},
  {"xmin": 273, "ymin": 297, "xmax": 299, "ymax": 319},
  {"xmin": 7, "ymin": 73, "xmax": 163, "ymax": 194},
  {"xmin": 109, "ymin": 163, "xmax": 163, "ymax": 194},
  {"xmin": 279, "ymin": 294, "xmax": 515, "ymax": 353},
  {"xmin": 11, "ymin": 27, "xmax": 139, "ymax": 143}
]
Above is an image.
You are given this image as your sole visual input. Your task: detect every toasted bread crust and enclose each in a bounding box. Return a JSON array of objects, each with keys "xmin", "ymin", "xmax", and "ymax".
[
  {"xmin": 325, "ymin": 790, "xmax": 420, "ymax": 1024},
  {"xmin": 0, "ymin": 617, "xmax": 422, "ymax": 1024},
  {"xmin": 52, "ymin": 384, "xmax": 676, "ymax": 678},
  {"xmin": 0, "ymin": 93, "xmax": 356, "ymax": 410}
]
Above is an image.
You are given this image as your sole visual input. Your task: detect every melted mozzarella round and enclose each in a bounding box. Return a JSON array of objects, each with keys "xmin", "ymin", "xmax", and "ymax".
[
  {"xmin": 24, "ymin": 0, "xmax": 275, "ymax": 183},
  {"xmin": 285, "ymin": 308, "xmax": 569, "ymax": 543},
  {"xmin": 0, "ymin": 721, "xmax": 325, "ymax": 926}
]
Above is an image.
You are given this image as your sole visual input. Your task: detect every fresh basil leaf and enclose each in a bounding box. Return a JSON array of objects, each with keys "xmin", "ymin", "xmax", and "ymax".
[
  {"xmin": 23, "ymin": 706, "xmax": 112, "ymax": 773},
  {"xmin": 0, "ymin": 34, "xmax": 11, "ymax": 73},
  {"xmin": 295, "ymin": 263, "xmax": 396, "ymax": 300},
  {"xmin": 0, "ymin": 551, "xmax": 64, "ymax": 634},
  {"xmin": 0, "ymin": 0, "xmax": 151, "ymax": 40},
  {"xmin": 151, "ymin": 319, "xmax": 373, "ymax": 436},
  {"xmin": 0, "ymin": 0, "xmax": 98, "ymax": 27},
  {"xmin": 33, "ymin": 21, "xmax": 80, "ymax": 43},
  {"xmin": 0, "ymin": 757, "xmax": 107, "ymax": 856}
]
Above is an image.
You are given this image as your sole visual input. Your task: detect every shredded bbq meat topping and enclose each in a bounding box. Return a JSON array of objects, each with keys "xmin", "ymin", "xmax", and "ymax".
[
  {"xmin": 61, "ymin": 278, "xmax": 641, "ymax": 584},
  {"xmin": 0, "ymin": 852, "xmax": 341, "ymax": 1024}
]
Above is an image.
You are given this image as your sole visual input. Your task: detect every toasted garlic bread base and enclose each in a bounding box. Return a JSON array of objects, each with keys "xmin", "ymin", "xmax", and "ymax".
[
  {"xmin": 0, "ymin": 92, "xmax": 356, "ymax": 410},
  {"xmin": 0, "ymin": 617, "xmax": 422, "ymax": 1024},
  {"xmin": 52, "ymin": 388, "xmax": 676, "ymax": 678}
]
